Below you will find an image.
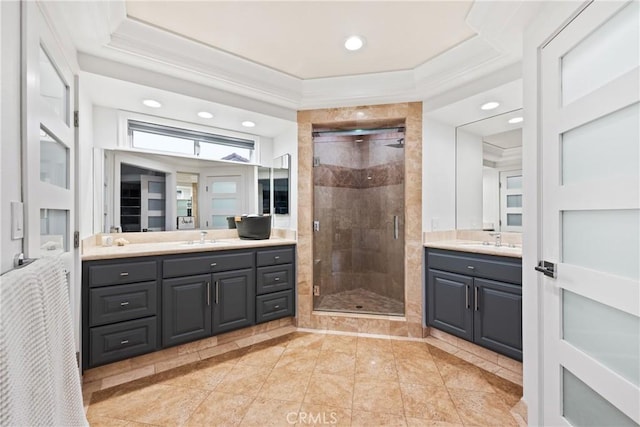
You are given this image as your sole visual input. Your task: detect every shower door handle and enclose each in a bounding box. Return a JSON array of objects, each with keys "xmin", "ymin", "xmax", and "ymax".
[{"xmin": 393, "ymin": 216, "xmax": 399, "ymax": 239}]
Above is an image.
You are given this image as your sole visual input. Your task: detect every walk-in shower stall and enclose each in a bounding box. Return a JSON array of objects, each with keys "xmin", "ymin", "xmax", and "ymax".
[{"xmin": 312, "ymin": 124, "xmax": 405, "ymax": 316}]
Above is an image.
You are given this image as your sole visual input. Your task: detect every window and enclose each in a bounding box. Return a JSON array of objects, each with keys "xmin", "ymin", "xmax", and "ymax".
[{"xmin": 128, "ymin": 120, "xmax": 255, "ymax": 163}]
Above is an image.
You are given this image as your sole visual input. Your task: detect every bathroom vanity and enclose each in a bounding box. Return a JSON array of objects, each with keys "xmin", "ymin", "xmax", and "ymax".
[
  {"xmin": 82, "ymin": 240, "xmax": 295, "ymax": 370},
  {"xmin": 425, "ymin": 246, "xmax": 522, "ymax": 360}
]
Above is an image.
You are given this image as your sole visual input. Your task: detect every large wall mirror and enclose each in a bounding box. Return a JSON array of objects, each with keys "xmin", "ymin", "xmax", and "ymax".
[
  {"xmin": 456, "ymin": 109, "xmax": 523, "ymax": 232},
  {"xmin": 258, "ymin": 154, "xmax": 291, "ymax": 228}
]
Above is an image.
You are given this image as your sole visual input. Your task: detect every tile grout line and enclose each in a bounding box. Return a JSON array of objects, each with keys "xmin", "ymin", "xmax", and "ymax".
[{"xmin": 430, "ymin": 347, "xmax": 468, "ymax": 426}]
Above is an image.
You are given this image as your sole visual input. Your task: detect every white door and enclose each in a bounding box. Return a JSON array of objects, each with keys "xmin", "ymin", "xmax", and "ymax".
[
  {"xmin": 500, "ymin": 170, "xmax": 523, "ymax": 232},
  {"xmin": 141, "ymin": 175, "xmax": 166, "ymax": 231},
  {"xmin": 23, "ymin": 2, "xmax": 75, "ymax": 263},
  {"xmin": 205, "ymin": 175, "xmax": 244, "ymax": 229},
  {"xmin": 540, "ymin": 1, "xmax": 639, "ymax": 425}
]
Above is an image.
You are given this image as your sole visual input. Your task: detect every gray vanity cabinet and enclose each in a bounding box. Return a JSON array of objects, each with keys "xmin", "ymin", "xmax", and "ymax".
[
  {"xmin": 161, "ymin": 250, "xmax": 255, "ymax": 346},
  {"xmin": 162, "ymin": 274, "xmax": 212, "ymax": 347},
  {"xmin": 426, "ymin": 248, "xmax": 522, "ymax": 361}
]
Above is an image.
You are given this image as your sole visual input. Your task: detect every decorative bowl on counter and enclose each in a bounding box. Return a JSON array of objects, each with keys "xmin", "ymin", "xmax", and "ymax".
[{"xmin": 235, "ymin": 215, "xmax": 271, "ymax": 240}]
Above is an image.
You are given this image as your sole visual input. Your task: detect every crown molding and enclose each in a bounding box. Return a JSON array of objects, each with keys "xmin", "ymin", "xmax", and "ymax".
[{"xmin": 50, "ymin": 0, "xmax": 540, "ymax": 111}]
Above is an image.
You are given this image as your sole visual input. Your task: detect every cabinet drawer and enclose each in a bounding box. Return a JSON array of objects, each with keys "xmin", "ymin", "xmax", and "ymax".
[
  {"xmin": 89, "ymin": 260, "xmax": 157, "ymax": 287},
  {"xmin": 163, "ymin": 251, "xmax": 254, "ymax": 278},
  {"xmin": 89, "ymin": 317, "xmax": 157, "ymax": 367},
  {"xmin": 89, "ymin": 281, "xmax": 157, "ymax": 327},
  {"xmin": 256, "ymin": 265, "xmax": 293, "ymax": 295},
  {"xmin": 427, "ymin": 249, "xmax": 522, "ymax": 285},
  {"xmin": 256, "ymin": 247, "xmax": 294, "ymax": 267},
  {"xmin": 256, "ymin": 290, "xmax": 293, "ymax": 323}
]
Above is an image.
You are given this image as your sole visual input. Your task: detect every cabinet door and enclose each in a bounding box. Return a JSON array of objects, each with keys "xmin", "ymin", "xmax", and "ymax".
[
  {"xmin": 427, "ymin": 269, "xmax": 473, "ymax": 341},
  {"xmin": 212, "ymin": 269, "xmax": 255, "ymax": 334},
  {"xmin": 473, "ymin": 278, "xmax": 522, "ymax": 360},
  {"xmin": 162, "ymin": 274, "xmax": 212, "ymax": 347}
]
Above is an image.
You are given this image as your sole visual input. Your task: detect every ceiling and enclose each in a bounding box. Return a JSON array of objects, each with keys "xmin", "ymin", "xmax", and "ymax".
[
  {"xmin": 125, "ymin": 1, "xmax": 476, "ymax": 79},
  {"xmin": 484, "ymin": 129, "xmax": 523, "ymax": 150}
]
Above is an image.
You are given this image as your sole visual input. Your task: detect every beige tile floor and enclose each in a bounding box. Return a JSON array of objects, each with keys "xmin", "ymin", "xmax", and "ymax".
[{"xmin": 86, "ymin": 332, "xmax": 524, "ymax": 426}]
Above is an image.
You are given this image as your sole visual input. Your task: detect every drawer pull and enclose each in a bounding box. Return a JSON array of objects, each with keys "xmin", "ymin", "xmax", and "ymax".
[
  {"xmin": 120, "ymin": 272, "xmax": 129, "ymax": 277},
  {"xmin": 274, "ymin": 277, "xmax": 280, "ymax": 282},
  {"xmin": 274, "ymin": 305, "xmax": 280, "ymax": 309},
  {"xmin": 467, "ymin": 266, "xmax": 475, "ymax": 270},
  {"xmin": 120, "ymin": 340, "xmax": 129, "ymax": 345},
  {"xmin": 120, "ymin": 301, "xmax": 130, "ymax": 307},
  {"xmin": 274, "ymin": 256, "xmax": 280, "ymax": 261},
  {"xmin": 210, "ymin": 262, "xmax": 217, "ymax": 267}
]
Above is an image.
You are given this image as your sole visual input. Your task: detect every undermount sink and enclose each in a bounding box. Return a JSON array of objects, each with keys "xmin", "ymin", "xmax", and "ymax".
[{"xmin": 179, "ymin": 241, "xmax": 226, "ymax": 246}]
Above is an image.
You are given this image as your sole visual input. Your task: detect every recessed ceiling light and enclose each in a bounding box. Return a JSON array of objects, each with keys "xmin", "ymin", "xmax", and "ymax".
[
  {"xmin": 344, "ymin": 36, "xmax": 364, "ymax": 51},
  {"xmin": 142, "ymin": 99, "xmax": 162, "ymax": 108},
  {"xmin": 480, "ymin": 101, "xmax": 500, "ymax": 110},
  {"xmin": 241, "ymin": 121, "xmax": 256, "ymax": 128},
  {"xmin": 508, "ymin": 117, "xmax": 524, "ymax": 124},
  {"xmin": 197, "ymin": 111, "xmax": 213, "ymax": 119}
]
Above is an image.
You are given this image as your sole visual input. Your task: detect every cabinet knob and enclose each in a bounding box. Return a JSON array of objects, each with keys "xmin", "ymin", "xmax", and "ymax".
[
  {"xmin": 120, "ymin": 340, "xmax": 129, "ymax": 345},
  {"xmin": 120, "ymin": 301, "xmax": 129, "ymax": 307}
]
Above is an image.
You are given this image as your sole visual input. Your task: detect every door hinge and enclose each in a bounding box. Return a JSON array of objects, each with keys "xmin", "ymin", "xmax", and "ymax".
[
  {"xmin": 206, "ymin": 220, "xmax": 209, "ymax": 227},
  {"xmin": 73, "ymin": 111, "xmax": 79, "ymax": 128},
  {"xmin": 535, "ymin": 260, "xmax": 556, "ymax": 278},
  {"xmin": 73, "ymin": 231, "xmax": 80, "ymax": 248},
  {"xmin": 205, "ymin": 185, "xmax": 208, "ymax": 192},
  {"xmin": 313, "ymin": 220, "xmax": 320, "ymax": 232},
  {"xmin": 313, "ymin": 157, "xmax": 320, "ymax": 167},
  {"xmin": 313, "ymin": 285, "xmax": 320, "ymax": 296}
]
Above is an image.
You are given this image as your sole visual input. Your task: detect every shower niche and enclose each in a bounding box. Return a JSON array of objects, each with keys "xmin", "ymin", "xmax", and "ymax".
[{"xmin": 312, "ymin": 123, "xmax": 405, "ymax": 316}]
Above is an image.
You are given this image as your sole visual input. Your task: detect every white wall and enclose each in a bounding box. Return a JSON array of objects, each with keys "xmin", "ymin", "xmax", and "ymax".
[
  {"xmin": 273, "ymin": 125, "xmax": 298, "ymax": 230},
  {"xmin": 456, "ymin": 129, "xmax": 483, "ymax": 229},
  {"xmin": 422, "ymin": 116, "xmax": 456, "ymax": 232},
  {"xmin": 482, "ymin": 166, "xmax": 500, "ymax": 230},
  {"xmin": 78, "ymin": 82, "xmax": 95, "ymax": 239},
  {"xmin": 1, "ymin": 1, "xmax": 23, "ymax": 274}
]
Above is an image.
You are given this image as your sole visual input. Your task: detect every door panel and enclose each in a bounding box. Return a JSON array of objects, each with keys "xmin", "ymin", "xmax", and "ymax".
[
  {"xmin": 162, "ymin": 274, "xmax": 211, "ymax": 347},
  {"xmin": 473, "ymin": 278, "xmax": 522, "ymax": 360},
  {"xmin": 212, "ymin": 269, "xmax": 255, "ymax": 334},
  {"xmin": 540, "ymin": 1, "xmax": 640, "ymax": 424},
  {"xmin": 427, "ymin": 270, "xmax": 473, "ymax": 341}
]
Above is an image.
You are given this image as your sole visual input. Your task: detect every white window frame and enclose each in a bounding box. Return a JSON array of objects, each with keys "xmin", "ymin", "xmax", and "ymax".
[{"xmin": 116, "ymin": 111, "xmax": 261, "ymax": 165}]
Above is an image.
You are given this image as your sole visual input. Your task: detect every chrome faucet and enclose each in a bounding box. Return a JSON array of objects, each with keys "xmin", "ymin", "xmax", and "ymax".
[
  {"xmin": 200, "ymin": 231, "xmax": 207, "ymax": 244},
  {"xmin": 489, "ymin": 232, "xmax": 502, "ymax": 247}
]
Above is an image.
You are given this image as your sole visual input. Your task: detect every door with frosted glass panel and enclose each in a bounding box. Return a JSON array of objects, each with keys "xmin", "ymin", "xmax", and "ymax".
[
  {"xmin": 206, "ymin": 176, "xmax": 244, "ymax": 228},
  {"xmin": 141, "ymin": 175, "xmax": 166, "ymax": 231},
  {"xmin": 500, "ymin": 170, "xmax": 523, "ymax": 232},
  {"xmin": 23, "ymin": 2, "xmax": 75, "ymax": 261},
  {"xmin": 540, "ymin": 1, "xmax": 639, "ymax": 425}
]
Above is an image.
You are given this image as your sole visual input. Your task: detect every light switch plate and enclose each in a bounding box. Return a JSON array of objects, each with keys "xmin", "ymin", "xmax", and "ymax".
[{"xmin": 11, "ymin": 201, "xmax": 24, "ymax": 239}]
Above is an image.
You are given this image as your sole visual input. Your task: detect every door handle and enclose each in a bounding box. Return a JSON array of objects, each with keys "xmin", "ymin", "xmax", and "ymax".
[
  {"xmin": 465, "ymin": 285, "xmax": 470, "ymax": 309},
  {"xmin": 393, "ymin": 215, "xmax": 399, "ymax": 239},
  {"xmin": 206, "ymin": 281, "xmax": 211, "ymax": 306},
  {"xmin": 474, "ymin": 287, "xmax": 479, "ymax": 311},
  {"xmin": 215, "ymin": 281, "xmax": 219, "ymax": 305},
  {"xmin": 535, "ymin": 261, "xmax": 556, "ymax": 278}
]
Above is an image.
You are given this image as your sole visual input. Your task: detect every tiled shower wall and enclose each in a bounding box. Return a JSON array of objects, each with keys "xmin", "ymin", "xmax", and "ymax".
[
  {"xmin": 297, "ymin": 102, "xmax": 423, "ymax": 337},
  {"xmin": 313, "ymin": 133, "xmax": 405, "ymax": 309}
]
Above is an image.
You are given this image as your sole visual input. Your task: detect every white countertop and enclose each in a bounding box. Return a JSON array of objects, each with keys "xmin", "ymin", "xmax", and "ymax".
[
  {"xmin": 424, "ymin": 240, "xmax": 522, "ymax": 258},
  {"xmin": 82, "ymin": 237, "xmax": 297, "ymax": 261}
]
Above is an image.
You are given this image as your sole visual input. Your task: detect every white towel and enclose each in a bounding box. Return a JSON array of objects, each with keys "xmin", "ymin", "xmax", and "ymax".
[{"xmin": 0, "ymin": 257, "xmax": 88, "ymax": 426}]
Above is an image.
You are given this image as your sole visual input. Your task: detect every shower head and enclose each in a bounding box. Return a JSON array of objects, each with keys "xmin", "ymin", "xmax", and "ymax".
[{"xmin": 385, "ymin": 138, "xmax": 405, "ymax": 148}]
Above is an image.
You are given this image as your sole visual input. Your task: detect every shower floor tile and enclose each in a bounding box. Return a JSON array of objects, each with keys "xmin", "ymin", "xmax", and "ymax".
[
  {"xmin": 85, "ymin": 332, "xmax": 524, "ymax": 426},
  {"xmin": 315, "ymin": 288, "xmax": 404, "ymax": 315}
]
